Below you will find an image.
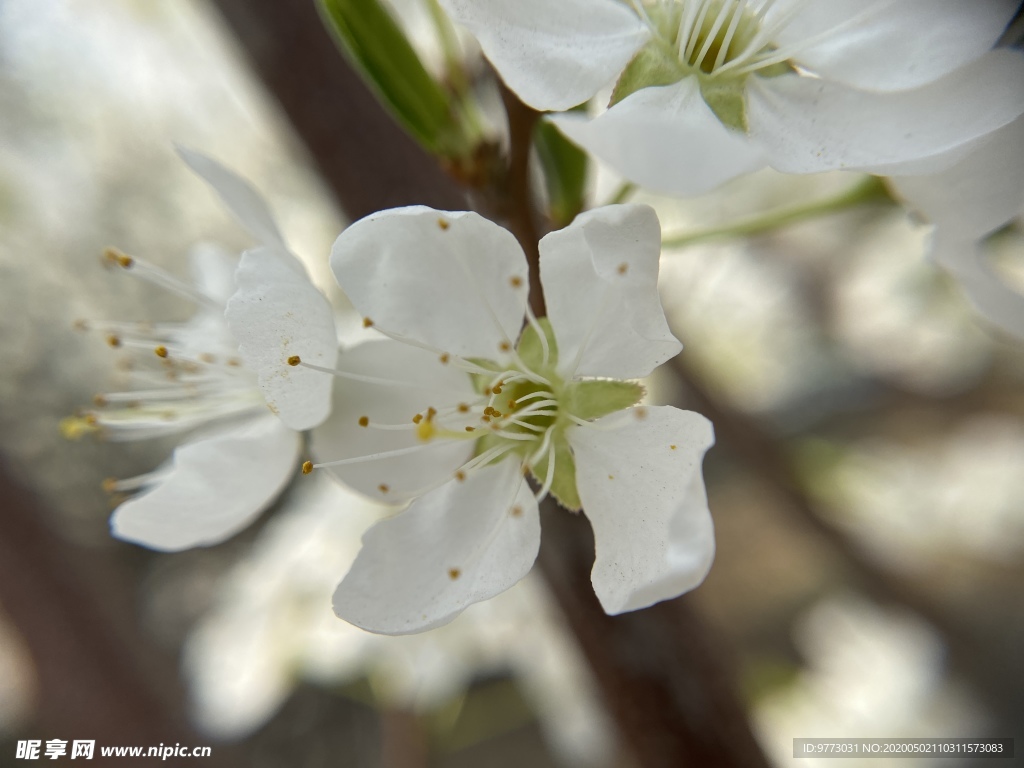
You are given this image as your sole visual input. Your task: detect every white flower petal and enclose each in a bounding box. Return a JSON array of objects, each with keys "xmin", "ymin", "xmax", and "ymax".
[
  {"xmin": 931, "ymin": 233, "xmax": 1024, "ymax": 339},
  {"xmin": 772, "ymin": 0, "xmax": 1019, "ymax": 91},
  {"xmin": 310, "ymin": 339, "xmax": 477, "ymax": 503},
  {"xmin": 438, "ymin": 0, "xmax": 649, "ymax": 111},
  {"xmin": 569, "ymin": 406, "xmax": 715, "ymax": 615},
  {"xmin": 540, "ymin": 204, "xmax": 680, "ymax": 380},
  {"xmin": 550, "ymin": 79, "xmax": 766, "ymax": 197},
  {"xmin": 891, "ymin": 116, "xmax": 1024, "ymax": 240},
  {"xmin": 176, "ymin": 146, "xmax": 287, "ymax": 249},
  {"xmin": 747, "ymin": 50, "xmax": 1024, "ymax": 175},
  {"xmin": 110, "ymin": 414, "xmax": 300, "ymax": 552},
  {"xmin": 331, "ymin": 207, "xmax": 529, "ymax": 359},
  {"xmin": 226, "ymin": 246, "xmax": 337, "ymax": 431},
  {"xmin": 333, "ymin": 459, "xmax": 540, "ymax": 634},
  {"xmin": 188, "ymin": 242, "xmax": 239, "ymax": 304}
]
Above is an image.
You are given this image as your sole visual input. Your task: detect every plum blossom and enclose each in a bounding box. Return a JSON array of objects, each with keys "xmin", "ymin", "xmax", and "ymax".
[
  {"xmin": 65, "ymin": 150, "xmax": 336, "ymax": 551},
  {"xmin": 302, "ymin": 203, "xmax": 715, "ymax": 634},
  {"xmin": 439, "ymin": 0, "xmax": 1024, "ymax": 196},
  {"xmin": 890, "ymin": 115, "xmax": 1024, "ymax": 338}
]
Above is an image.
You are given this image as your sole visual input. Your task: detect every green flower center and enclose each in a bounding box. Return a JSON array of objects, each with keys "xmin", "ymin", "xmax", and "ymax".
[{"xmin": 613, "ymin": 0, "xmax": 794, "ymax": 130}]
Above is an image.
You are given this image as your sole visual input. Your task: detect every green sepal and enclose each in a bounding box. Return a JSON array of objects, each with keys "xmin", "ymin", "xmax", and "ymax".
[
  {"xmin": 535, "ymin": 118, "xmax": 588, "ymax": 228},
  {"xmin": 515, "ymin": 317, "xmax": 559, "ymax": 374},
  {"xmin": 317, "ymin": 0, "xmax": 466, "ymax": 157},
  {"xmin": 699, "ymin": 79, "xmax": 747, "ymax": 132},
  {"xmin": 564, "ymin": 380, "xmax": 645, "ymax": 421},
  {"xmin": 529, "ymin": 432, "xmax": 581, "ymax": 511},
  {"xmin": 610, "ymin": 42, "xmax": 686, "ymax": 107}
]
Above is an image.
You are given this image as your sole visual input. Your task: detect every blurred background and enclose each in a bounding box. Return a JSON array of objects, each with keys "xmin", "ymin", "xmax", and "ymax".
[{"xmin": 1, "ymin": 0, "xmax": 1022, "ymax": 766}]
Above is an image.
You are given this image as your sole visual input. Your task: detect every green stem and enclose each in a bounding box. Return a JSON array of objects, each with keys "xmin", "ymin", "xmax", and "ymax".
[{"xmin": 661, "ymin": 175, "xmax": 891, "ymax": 249}]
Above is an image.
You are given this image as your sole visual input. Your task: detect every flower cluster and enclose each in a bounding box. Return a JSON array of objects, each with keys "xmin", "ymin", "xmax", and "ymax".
[{"xmin": 439, "ymin": 0, "xmax": 1024, "ymax": 196}]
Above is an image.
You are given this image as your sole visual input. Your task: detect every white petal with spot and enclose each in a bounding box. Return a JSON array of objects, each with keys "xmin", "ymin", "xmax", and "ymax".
[
  {"xmin": 540, "ymin": 204, "xmax": 681, "ymax": 380},
  {"xmin": 569, "ymin": 406, "xmax": 715, "ymax": 615},
  {"xmin": 550, "ymin": 79, "xmax": 767, "ymax": 197},
  {"xmin": 438, "ymin": 0, "xmax": 649, "ymax": 111},
  {"xmin": 771, "ymin": 0, "xmax": 1019, "ymax": 91},
  {"xmin": 226, "ymin": 246, "xmax": 337, "ymax": 431},
  {"xmin": 747, "ymin": 50, "xmax": 1024, "ymax": 175},
  {"xmin": 332, "ymin": 207, "xmax": 529, "ymax": 359},
  {"xmin": 177, "ymin": 146, "xmax": 287, "ymax": 250},
  {"xmin": 333, "ymin": 459, "xmax": 540, "ymax": 634},
  {"xmin": 310, "ymin": 339, "xmax": 477, "ymax": 502},
  {"xmin": 111, "ymin": 414, "xmax": 300, "ymax": 552}
]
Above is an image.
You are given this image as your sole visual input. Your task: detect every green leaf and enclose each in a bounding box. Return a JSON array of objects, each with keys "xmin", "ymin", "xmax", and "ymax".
[
  {"xmin": 530, "ymin": 432, "xmax": 581, "ymax": 511},
  {"xmin": 515, "ymin": 317, "xmax": 558, "ymax": 374},
  {"xmin": 535, "ymin": 119, "xmax": 588, "ymax": 227},
  {"xmin": 565, "ymin": 380, "xmax": 645, "ymax": 421},
  {"xmin": 317, "ymin": 0, "xmax": 465, "ymax": 156}
]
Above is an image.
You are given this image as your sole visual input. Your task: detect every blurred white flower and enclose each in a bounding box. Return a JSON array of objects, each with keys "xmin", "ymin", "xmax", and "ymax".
[
  {"xmin": 755, "ymin": 596, "xmax": 985, "ymax": 768},
  {"xmin": 440, "ymin": 0, "xmax": 1024, "ymax": 196},
  {"xmin": 309, "ymin": 203, "xmax": 714, "ymax": 633},
  {"xmin": 891, "ymin": 116, "xmax": 1024, "ymax": 338},
  {"xmin": 66, "ymin": 150, "xmax": 336, "ymax": 551},
  {"xmin": 185, "ymin": 473, "xmax": 616, "ymax": 766},
  {"xmin": 827, "ymin": 416, "xmax": 1024, "ymax": 568}
]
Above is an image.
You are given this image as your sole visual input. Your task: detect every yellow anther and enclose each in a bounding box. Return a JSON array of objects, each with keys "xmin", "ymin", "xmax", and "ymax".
[
  {"xmin": 448, "ymin": 567, "xmax": 461, "ymax": 580},
  {"xmin": 509, "ymin": 275, "xmax": 523, "ymax": 288},
  {"xmin": 457, "ymin": 403, "xmax": 470, "ymax": 413},
  {"xmin": 227, "ymin": 358, "xmax": 242, "ymax": 367},
  {"xmin": 358, "ymin": 416, "xmax": 370, "ymax": 427},
  {"xmin": 378, "ymin": 483, "xmax": 390, "ymax": 494},
  {"xmin": 454, "ymin": 470, "xmax": 466, "ymax": 482},
  {"xmin": 301, "ymin": 461, "xmax": 313, "ymax": 475},
  {"xmin": 482, "ymin": 415, "xmax": 491, "ymax": 423},
  {"xmin": 287, "ymin": 355, "xmax": 301, "ymax": 366},
  {"xmin": 465, "ymin": 426, "xmax": 475, "ymax": 432},
  {"xmin": 634, "ymin": 407, "xmax": 647, "ymax": 420},
  {"xmin": 438, "ymin": 218, "xmax": 450, "ymax": 231},
  {"xmin": 154, "ymin": 345, "xmax": 169, "ymax": 359},
  {"xmin": 104, "ymin": 247, "xmax": 134, "ymax": 269},
  {"xmin": 439, "ymin": 353, "xmax": 450, "ymax": 364},
  {"xmin": 617, "ymin": 262, "xmax": 629, "ymax": 275},
  {"xmin": 412, "ymin": 413, "xmax": 423, "ymax": 424},
  {"xmin": 426, "ymin": 406, "xmax": 437, "ymax": 420},
  {"xmin": 101, "ymin": 477, "xmax": 118, "ymax": 494},
  {"xmin": 416, "ymin": 419, "xmax": 437, "ymax": 442},
  {"xmin": 510, "ymin": 505, "xmax": 523, "ymax": 517},
  {"xmin": 362, "ymin": 317, "xmax": 374, "ymax": 328},
  {"xmin": 60, "ymin": 415, "xmax": 99, "ymax": 440},
  {"xmin": 93, "ymin": 394, "xmax": 108, "ymax": 407},
  {"xmin": 200, "ymin": 353, "xmax": 216, "ymax": 364},
  {"xmin": 670, "ymin": 444, "xmax": 677, "ymax": 450},
  {"xmin": 499, "ymin": 341, "xmax": 511, "ymax": 352},
  {"xmin": 106, "ymin": 334, "xmax": 121, "ymax": 348}
]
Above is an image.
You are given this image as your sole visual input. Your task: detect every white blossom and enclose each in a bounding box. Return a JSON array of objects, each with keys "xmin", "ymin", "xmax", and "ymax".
[
  {"xmin": 66, "ymin": 150, "xmax": 336, "ymax": 551},
  {"xmin": 439, "ymin": 0, "xmax": 1024, "ymax": 196},
  {"xmin": 890, "ymin": 115, "xmax": 1024, "ymax": 338},
  {"xmin": 305, "ymin": 204, "xmax": 715, "ymax": 634}
]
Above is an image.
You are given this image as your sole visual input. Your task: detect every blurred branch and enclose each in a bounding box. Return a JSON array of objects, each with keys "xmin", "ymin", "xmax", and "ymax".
[
  {"xmin": 208, "ymin": 0, "xmax": 466, "ymax": 219},
  {"xmin": 0, "ymin": 464, "xmax": 235, "ymax": 762},
  {"xmin": 208, "ymin": 1, "xmax": 770, "ymax": 765}
]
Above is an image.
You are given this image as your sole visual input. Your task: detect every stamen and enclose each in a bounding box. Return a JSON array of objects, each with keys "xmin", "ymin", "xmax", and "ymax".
[
  {"xmin": 103, "ymin": 247, "xmax": 221, "ymax": 309},
  {"xmin": 693, "ymin": 0, "xmax": 735, "ymax": 71},
  {"xmin": 523, "ymin": 302, "xmax": 550, "ymax": 369},
  {"xmin": 310, "ymin": 441, "xmax": 449, "ymax": 469},
  {"xmin": 535, "ymin": 439, "xmax": 558, "ymax": 503},
  {"xmin": 714, "ymin": 0, "xmax": 747, "ymax": 71}
]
